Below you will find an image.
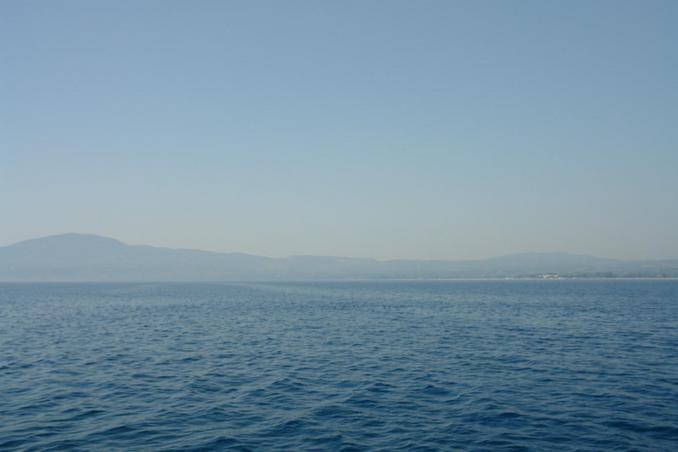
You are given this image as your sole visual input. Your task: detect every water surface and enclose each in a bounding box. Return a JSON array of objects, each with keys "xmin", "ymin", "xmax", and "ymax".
[{"xmin": 1, "ymin": 281, "xmax": 677, "ymax": 450}]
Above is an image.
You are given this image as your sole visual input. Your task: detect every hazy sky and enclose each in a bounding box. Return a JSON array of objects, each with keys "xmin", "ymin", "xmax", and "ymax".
[{"xmin": 2, "ymin": 1, "xmax": 677, "ymax": 260}]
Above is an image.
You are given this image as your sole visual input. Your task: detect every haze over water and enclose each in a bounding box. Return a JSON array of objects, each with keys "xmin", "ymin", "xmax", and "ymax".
[
  {"xmin": 3, "ymin": 1, "xmax": 678, "ymax": 450},
  {"xmin": 2, "ymin": 281, "xmax": 677, "ymax": 450}
]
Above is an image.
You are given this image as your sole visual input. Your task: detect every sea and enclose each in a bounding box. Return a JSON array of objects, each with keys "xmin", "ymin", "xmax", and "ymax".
[{"xmin": 1, "ymin": 280, "xmax": 677, "ymax": 451}]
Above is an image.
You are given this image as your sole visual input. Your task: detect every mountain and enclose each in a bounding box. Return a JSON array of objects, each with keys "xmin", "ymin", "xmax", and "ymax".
[{"xmin": 1, "ymin": 233, "xmax": 677, "ymax": 281}]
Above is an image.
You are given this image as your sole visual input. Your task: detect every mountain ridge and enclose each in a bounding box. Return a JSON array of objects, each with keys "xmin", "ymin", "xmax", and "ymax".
[{"xmin": 1, "ymin": 233, "xmax": 677, "ymax": 281}]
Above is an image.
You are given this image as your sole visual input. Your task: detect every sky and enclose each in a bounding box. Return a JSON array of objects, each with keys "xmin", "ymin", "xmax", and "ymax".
[{"xmin": 1, "ymin": 0, "xmax": 677, "ymax": 260}]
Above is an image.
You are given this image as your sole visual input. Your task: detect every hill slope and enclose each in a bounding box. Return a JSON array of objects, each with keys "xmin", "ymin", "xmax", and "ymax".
[{"xmin": 1, "ymin": 234, "xmax": 677, "ymax": 281}]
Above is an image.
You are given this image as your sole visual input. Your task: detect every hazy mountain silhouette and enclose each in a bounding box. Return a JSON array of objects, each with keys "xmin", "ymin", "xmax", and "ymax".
[{"xmin": 1, "ymin": 233, "xmax": 676, "ymax": 281}]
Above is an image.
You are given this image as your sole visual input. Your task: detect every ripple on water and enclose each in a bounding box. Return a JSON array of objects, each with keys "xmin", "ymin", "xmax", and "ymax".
[{"xmin": 0, "ymin": 281, "xmax": 677, "ymax": 450}]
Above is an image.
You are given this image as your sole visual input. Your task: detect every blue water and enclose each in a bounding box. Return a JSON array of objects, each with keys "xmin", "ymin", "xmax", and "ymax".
[{"xmin": 1, "ymin": 281, "xmax": 677, "ymax": 451}]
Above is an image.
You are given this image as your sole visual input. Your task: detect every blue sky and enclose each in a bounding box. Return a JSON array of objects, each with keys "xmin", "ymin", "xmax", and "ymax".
[{"xmin": 2, "ymin": 0, "xmax": 677, "ymax": 259}]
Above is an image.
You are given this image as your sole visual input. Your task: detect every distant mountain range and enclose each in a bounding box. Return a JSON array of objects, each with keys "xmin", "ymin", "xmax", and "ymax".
[{"xmin": 1, "ymin": 233, "xmax": 677, "ymax": 281}]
